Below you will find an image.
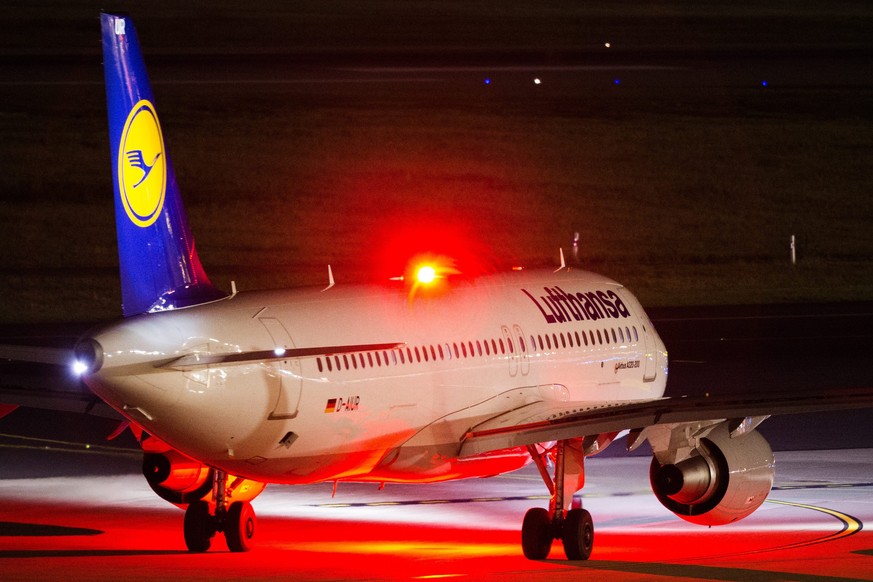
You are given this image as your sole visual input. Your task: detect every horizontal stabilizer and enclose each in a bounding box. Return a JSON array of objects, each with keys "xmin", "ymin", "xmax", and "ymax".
[{"xmin": 163, "ymin": 342, "xmax": 404, "ymax": 370}]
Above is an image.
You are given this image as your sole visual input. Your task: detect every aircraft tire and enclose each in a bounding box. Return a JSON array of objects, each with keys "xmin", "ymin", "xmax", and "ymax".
[
  {"xmin": 183, "ymin": 500, "xmax": 213, "ymax": 552},
  {"xmin": 521, "ymin": 507, "xmax": 552, "ymax": 560},
  {"xmin": 561, "ymin": 508, "xmax": 593, "ymax": 560},
  {"xmin": 225, "ymin": 501, "xmax": 256, "ymax": 552}
]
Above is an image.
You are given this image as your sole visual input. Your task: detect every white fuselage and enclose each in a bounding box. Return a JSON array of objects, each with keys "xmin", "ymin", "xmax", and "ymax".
[{"xmin": 85, "ymin": 269, "xmax": 668, "ymax": 485}]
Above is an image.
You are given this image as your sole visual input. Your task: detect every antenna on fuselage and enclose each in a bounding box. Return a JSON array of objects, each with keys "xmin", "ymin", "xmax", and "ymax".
[
  {"xmin": 554, "ymin": 248, "xmax": 567, "ymax": 273},
  {"xmin": 322, "ymin": 265, "xmax": 335, "ymax": 291}
]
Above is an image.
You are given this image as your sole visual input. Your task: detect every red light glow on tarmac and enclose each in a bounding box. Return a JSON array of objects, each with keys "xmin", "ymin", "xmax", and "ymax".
[{"xmin": 1, "ymin": 452, "xmax": 872, "ymax": 581}]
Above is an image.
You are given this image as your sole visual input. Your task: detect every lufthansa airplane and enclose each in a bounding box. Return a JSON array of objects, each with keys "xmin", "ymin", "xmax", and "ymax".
[{"xmin": 2, "ymin": 13, "xmax": 873, "ymax": 559}]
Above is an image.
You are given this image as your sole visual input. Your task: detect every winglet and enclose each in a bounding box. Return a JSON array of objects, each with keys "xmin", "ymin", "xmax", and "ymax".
[{"xmin": 102, "ymin": 13, "xmax": 225, "ymax": 316}]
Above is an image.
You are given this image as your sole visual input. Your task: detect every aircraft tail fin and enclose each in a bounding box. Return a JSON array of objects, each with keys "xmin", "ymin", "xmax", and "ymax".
[{"xmin": 102, "ymin": 13, "xmax": 225, "ymax": 317}]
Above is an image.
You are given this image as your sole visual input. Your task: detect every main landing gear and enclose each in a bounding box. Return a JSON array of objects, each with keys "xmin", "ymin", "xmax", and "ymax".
[
  {"xmin": 522, "ymin": 440, "xmax": 593, "ymax": 560},
  {"xmin": 183, "ymin": 469, "xmax": 256, "ymax": 552}
]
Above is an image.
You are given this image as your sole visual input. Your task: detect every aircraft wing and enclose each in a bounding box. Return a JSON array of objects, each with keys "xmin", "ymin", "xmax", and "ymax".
[{"xmin": 459, "ymin": 386, "xmax": 873, "ymax": 456}]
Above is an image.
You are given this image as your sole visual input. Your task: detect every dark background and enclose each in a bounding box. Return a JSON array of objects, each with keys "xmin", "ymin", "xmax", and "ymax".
[
  {"xmin": 0, "ymin": 2, "xmax": 871, "ymax": 458},
  {"xmin": 0, "ymin": 1, "xmax": 871, "ymax": 323}
]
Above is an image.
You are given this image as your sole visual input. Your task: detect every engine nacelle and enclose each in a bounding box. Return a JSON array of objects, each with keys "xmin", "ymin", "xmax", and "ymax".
[
  {"xmin": 143, "ymin": 450, "xmax": 266, "ymax": 507},
  {"xmin": 649, "ymin": 422, "xmax": 775, "ymax": 525}
]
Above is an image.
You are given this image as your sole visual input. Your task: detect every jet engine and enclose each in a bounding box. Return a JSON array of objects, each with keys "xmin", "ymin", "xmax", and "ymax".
[
  {"xmin": 143, "ymin": 450, "xmax": 266, "ymax": 506},
  {"xmin": 649, "ymin": 422, "xmax": 775, "ymax": 525}
]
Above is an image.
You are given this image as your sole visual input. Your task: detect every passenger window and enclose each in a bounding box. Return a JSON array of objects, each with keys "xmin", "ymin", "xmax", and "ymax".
[
  {"xmin": 538, "ymin": 335, "xmax": 544, "ymax": 350},
  {"xmin": 476, "ymin": 340, "xmax": 483, "ymax": 356},
  {"xmin": 575, "ymin": 331, "xmax": 582, "ymax": 346},
  {"xmin": 545, "ymin": 335, "xmax": 552, "ymax": 350},
  {"xmin": 326, "ymin": 358, "xmax": 333, "ymax": 372},
  {"xmin": 611, "ymin": 328, "xmax": 617, "ymax": 343},
  {"xmin": 633, "ymin": 327, "xmax": 639, "ymax": 342},
  {"xmin": 414, "ymin": 347, "xmax": 421, "ymax": 362},
  {"xmin": 596, "ymin": 330, "xmax": 602, "ymax": 344},
  {"xmin": 560, "ymin": 333, "xmax": 567, "ymax": 348},
  {"xmin": 438, "ymin": 344, "xmax": 445, "ymax": 360},
  {"xmin": 317, "ymin": 358, "xmax": 323, "ymax": 373},
  {"xmin": 453, "ymin": 343, "xmax": 460, "ymax": 358}
]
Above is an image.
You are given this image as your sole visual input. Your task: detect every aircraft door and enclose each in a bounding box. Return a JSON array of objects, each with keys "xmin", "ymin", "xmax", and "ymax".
[
  {"xmin": 642, "ymin": 323, "xmax": 657, "ymax": 383},
  {"xmin": 513, "ymin": 324, "xmax": 530, "ymax": 376},
  {"xmin": 259, "ymin": 318, "xmax": 302, "ymax": 419},
  {"xmin": 501, "ymin": 325, "xmax": 518, "ymax": 377}
]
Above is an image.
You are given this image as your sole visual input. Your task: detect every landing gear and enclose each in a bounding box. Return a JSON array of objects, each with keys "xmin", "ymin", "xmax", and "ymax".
[
  {"xmin": 521, "ymin": 440, "xmax": 593, "ymax": 560},
  {"xmin": 521, "ymin": 507, "xmax": 552, "ymax": 560},
  {"xmin": 182, "ymin": 469, "xmax": 257, "ymax": 552},
  {"xmin": 183, "ymin": 500, "xmax": 213, "ymax": 552},
  {"xmin": 225, "ymin": 500, "xmax": 256, "ymax": 552},
  {"xmin": 562, "ymin": 507, "xmax": 594, "ymax": 560}
]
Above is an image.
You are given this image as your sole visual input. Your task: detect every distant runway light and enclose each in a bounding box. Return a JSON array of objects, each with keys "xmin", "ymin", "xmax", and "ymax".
[
  {"xmin": 534, "ymin": 78, "xmax": 542, "ymax": 85},
  {"xmin": 614, "ymin": 79, "xmax": 621, "ymax": 85},
  {"xmin": 762, "ymin": 80, "xmax": 769, "ymax": 87},
  {"xmin": 604, "ymin": 42, "xmax": 611, "ymax": 48},
  {"xmin": 484, "ymin": 78, "xmax": 491, "ymax": 85}
]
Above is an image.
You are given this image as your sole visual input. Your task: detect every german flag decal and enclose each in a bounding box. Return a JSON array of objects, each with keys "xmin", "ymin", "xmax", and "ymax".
[{"xmin": 325, "ymin": 396, "xmax": 360, "ymax": 413}]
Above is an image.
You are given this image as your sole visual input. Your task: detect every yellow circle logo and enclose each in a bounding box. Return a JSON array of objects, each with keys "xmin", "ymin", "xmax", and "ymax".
[{"xmin": 118, "ymin": 100, "xmax": 166, "ymax": 227}]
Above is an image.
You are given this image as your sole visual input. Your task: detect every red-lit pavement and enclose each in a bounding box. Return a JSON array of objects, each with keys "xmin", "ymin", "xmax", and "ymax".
[{"xmin": 2, "ymin": 450, "xmax": 871, "ymax": 581}]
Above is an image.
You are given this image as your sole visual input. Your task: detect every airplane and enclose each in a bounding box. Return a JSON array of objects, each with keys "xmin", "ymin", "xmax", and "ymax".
[{"xmin": 2, "ymin": 12, "xmax": 873, "ymax": 559}]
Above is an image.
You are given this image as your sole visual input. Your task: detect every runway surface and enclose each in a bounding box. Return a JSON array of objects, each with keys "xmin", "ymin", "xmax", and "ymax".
[{"xmin": 0, "ymin": 447, "xmax": 871, "ymax": 581}]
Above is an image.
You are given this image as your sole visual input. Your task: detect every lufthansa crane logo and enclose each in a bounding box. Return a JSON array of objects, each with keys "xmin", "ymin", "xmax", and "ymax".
[{"xmin": 118, "ymin": 100, "xmax": 166, "ymax": 227}]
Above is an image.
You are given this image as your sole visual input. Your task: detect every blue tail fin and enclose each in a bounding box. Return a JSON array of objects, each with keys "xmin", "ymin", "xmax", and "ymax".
[{"xmin": 102, "ymin": 13, "xmax": 225, "ymax": 317}]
